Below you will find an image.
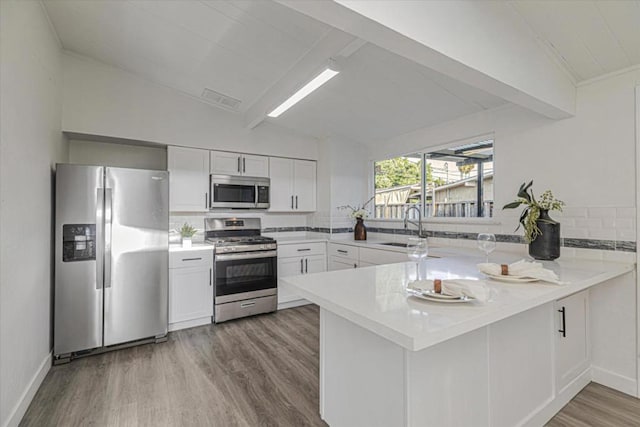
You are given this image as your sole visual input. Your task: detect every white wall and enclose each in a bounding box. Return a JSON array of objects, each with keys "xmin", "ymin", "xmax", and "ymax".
[
  {"xmin": 69, "ymin": 139, "xmax": 167, "ymax": 170},
  {"xmin": 311, "ymin": 136, "xmax": 369, "ymax": 230},
  {"xmin": 62, "ymin": 53, "xmax": 319, "ymax": 160},
  {"xmin": 0, "ymin": 2, "xmax": 67, "ymax": 426},
  {"xmin": 368, "ymin": 68, "xmax": 640, "ymax": 258}
]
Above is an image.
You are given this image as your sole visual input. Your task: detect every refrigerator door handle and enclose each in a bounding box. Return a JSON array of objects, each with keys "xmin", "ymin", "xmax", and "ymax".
[
  {"xmin": 96, "ymin": 188, "xmax": 105, "ymax": 290},
  {"xmin": 104, "ymin": 188, "xmax": 113, "ymax": 288}
]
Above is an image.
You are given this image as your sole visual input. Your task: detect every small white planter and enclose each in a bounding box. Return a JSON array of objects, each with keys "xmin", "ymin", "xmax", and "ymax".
[{"xmin": 181, "ymin": 237, "xmax": 192, "ymax": 248}]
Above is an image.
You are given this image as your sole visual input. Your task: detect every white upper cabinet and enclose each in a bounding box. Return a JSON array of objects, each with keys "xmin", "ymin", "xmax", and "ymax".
[
  {"xmin": 210, "ymin": 150, "xmax": 269, "ymax": 178},
  {"xmin": 167, "ymin": 146, "xmax": 209, "ymax": 212},
  {"xmin": 268, "ymin": 157, "xmax": 316, "ymax": 212},
  {"xmin": 242, "ymin": 154, "xmax": 269, "ymax": 177},
  {"xmin": 294, "ymin": 160, "xmax": 316, "ymax": 212},
  {"xmin": 269, "ymin": 157, "xmax": 295, "ymax": 211}
]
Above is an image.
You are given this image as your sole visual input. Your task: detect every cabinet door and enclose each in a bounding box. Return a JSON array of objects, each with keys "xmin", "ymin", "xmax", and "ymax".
[
  {"xmin": 242, "ymin": 154, "xmax": 269, "ymax": 177},
  {"xmin": 210, "ymin": 150, "xmax": 242, "ymax": 175},
  {"xmin": 305, "ymin": 254, "xmax": 327, "ymax": 274},
  {"xmin": 167, "ymin": 146, "xmax": 209, "ymax": 212},
  {"xmin": 269, "ymin": 157, "xmax": 294, "ymax": 212},
  {"xmin": 169, "ymin": 265, "xmax": 213, "ymax": 323},
  {"xmin": 293, "ymin": 159, "xmax": 316, "ymax": 211},
  {"xmin": 278, "ymin": 256, "xmax": 305, "ymax": 304},
  {"xmin": 555, "ymin": 290, "xmax": 590, "ymax": 391},
  {"xmin": 329, "ymin": 256, "xmax": 358, "ymax": 271}
]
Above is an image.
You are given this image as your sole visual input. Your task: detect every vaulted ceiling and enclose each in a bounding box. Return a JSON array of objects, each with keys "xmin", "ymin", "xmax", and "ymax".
[
  {"xmin": 43, "ymin": 1, "xmax": 640, "ymax": 144},
  {"xmin": 511, "ymin": 0, "xmax": 640, "ymax": 82},
  {"xmin": 42, "ymin": 0, "xmax": 507, "ymax": 143}
]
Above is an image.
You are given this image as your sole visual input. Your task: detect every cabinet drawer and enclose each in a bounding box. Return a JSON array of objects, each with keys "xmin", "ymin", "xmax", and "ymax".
[
  {"xmin": 329, "ymin": 243, "xmax": 359, "ymax": 260},
  {"xmin": 169, "ymin": 250, "xmax": 212, "ymax": 268},
  {"xmin": 359, "ymin": 247, "xmax": 407, "ymax": 265},
  {"xmin": 278, "ymin": 242, "xmax": 326, "ymax": 258}
]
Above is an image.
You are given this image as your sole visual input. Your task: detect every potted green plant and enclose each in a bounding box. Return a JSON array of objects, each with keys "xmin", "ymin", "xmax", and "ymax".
[
  {"xmin": 178, "ymin": 222, "xmax": 197, "ymax": 248},
  {"xmin": 503, "ymin": 181, "xmax": 565, "ymax": 260}
]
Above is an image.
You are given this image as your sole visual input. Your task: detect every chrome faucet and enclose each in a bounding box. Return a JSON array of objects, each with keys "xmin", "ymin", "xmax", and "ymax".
[{"xmin": 404, "ymin": 205, "xmax": 423, "ymax": 237}]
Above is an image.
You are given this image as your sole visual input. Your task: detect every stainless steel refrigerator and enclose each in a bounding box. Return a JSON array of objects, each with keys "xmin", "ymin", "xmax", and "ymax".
[{"xmin": 54, "ymin": 164, "xmax": 169, "ymax": 363}]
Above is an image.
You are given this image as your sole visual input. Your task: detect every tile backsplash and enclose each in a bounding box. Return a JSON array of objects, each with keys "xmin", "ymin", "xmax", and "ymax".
[{"xmin": 170, "ymin": 206, "xmax": 637, "ymax": 262}]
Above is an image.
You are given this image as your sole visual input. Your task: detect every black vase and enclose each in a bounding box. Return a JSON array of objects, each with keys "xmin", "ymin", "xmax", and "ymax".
[
  {"xmin": 528, "ymin": 209, "xmax": 560, "ymax": 260},
  {"xmin": 354, "ymin": 218, "xmax": 367, "ymax": 241}
]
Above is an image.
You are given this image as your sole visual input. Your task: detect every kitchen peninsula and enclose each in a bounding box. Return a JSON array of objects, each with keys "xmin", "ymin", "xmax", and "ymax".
[{"xmin": 282, "ymin": 254, "xmax": 634, "ymax": 427}]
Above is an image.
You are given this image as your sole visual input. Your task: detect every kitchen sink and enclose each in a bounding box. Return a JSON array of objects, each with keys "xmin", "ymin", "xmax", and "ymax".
[{"xmin": 379, "ymin": 242, "xmax": 409, "ymax": 248}]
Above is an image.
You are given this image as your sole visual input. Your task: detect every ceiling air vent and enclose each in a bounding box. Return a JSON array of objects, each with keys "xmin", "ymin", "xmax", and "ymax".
[{"xmin": 201, "ymin": 88, "xmax": 241, "ymax": 112}]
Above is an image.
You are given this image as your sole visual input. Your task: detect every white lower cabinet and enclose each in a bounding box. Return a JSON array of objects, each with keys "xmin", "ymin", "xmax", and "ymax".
[
  {"xmin": 278, "ymin": 242, "xmax": 326, "ymax": 308},
  {"xmin": 328, "ymin": 243, "xmax": 359, "ymax": 271},
  {"xmin": 329, "ymin": 256, "xmax": 358, "ymax": 270},
  {"xmin": 168, "ymin": 250, "xmax": 214, "ymax": 331},
  {"xmin": 555, "ymin": 290, "xmax": 590, "ymax": 391}
]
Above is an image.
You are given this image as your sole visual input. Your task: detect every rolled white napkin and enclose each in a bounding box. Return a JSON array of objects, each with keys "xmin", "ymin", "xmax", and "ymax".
[
  {"xmin": 477, "ymin": 259, "xmax": 563, "ymax": 284},
  {"xmin": 441, "ymin": 279, "xmax": 491, "ymax": 302},
  {"xmin": 408, "ymin": 279, "xmax": 490, "ymax": 302}
]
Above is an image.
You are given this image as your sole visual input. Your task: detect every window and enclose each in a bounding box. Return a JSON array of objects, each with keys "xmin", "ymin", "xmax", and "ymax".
[{"xmin": 374, "ymin": 140, "xmax": 493, "ymax": 219}]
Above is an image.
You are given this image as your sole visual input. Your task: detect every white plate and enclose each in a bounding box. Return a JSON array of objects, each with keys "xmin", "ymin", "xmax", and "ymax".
[
  {"xmin": 485, "ymin": 274, "xmax": 539, "ymax": 283},
  {"xmin": 407, "ymin": 289, "xmax": 475, "ymax": 303}
]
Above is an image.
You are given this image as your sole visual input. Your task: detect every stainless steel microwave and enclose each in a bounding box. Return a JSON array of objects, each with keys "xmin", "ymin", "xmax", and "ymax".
[{"xmin": 210, "ymin": 175, "xmax": 270, "ymax": 209}]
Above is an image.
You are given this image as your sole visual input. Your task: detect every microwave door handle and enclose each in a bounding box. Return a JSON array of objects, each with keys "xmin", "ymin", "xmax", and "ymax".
[{"xmin": 255, "ymin": 185, "xmax": 259, "ymax": 207}]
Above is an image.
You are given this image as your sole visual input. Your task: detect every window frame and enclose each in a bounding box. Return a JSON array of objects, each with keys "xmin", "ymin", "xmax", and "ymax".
[{"xmin": 371, "ymin": 135, "xmax": 497, "ymax": 223}]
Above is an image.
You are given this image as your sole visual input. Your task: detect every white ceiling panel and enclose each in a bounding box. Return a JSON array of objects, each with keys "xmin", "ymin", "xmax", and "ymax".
[
  {"xmin": 44, "ymin": 0, "xmax": 331, "ymax": 110},
  {"xmin": 511, "ymin": 0, "xmax": 640, "ymax": 82},
  {"xmin": 44, "ymin": 0, "xmax": 507, "ymax": 143},
  {"xmin": 270, "ymin": 43, "xmax": 505, "ymax": 142}
]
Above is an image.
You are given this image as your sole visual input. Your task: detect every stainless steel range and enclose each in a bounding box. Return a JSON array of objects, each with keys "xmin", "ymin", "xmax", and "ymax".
[{"xmin": 206, "ymin": 218, "xmax": 277, "ymax": 323}]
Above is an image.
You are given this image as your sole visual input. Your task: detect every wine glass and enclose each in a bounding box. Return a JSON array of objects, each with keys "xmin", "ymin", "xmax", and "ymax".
[
  {"xmin": 407, "ymin": 237, "xmax": 428, "ymax": 280},
  {"xmin": 477, "ymin": 233, "xmax": 496, "ymax": 263}
]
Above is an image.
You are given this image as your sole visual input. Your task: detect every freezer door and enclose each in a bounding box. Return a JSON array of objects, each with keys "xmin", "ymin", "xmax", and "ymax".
[
  {"xmin": 54, "ymin": 164, "xmax": 104, "ymax": 355},
  {"xmin": 104, "ymin": 167, "xmax": 169, "ymax": 346}
]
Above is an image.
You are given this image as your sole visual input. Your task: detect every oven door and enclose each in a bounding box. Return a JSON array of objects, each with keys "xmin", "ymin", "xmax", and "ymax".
[{"xmin": 214, "ymin": 251, "xmax": 277, "ymax": 303}]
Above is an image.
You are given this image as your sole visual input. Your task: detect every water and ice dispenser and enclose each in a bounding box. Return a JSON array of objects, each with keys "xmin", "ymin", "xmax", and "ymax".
[{"xmin": 62, "ymin": 224, "xmax": 96, "ymax": 262}]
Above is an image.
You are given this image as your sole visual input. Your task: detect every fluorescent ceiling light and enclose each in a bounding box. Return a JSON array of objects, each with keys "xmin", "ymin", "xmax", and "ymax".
[{"xmin": 267, "ymin": 68, "xmax": 339, "ymax": 118}]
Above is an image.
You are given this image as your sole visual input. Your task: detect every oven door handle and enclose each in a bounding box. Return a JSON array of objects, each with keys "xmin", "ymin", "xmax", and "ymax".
[{"xmin": 215, "ymin": 250, "xmax": 277, "ymax": 262}]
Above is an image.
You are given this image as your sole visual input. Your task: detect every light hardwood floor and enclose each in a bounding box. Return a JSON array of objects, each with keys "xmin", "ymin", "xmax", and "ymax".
[{"xmin": 21, "ymin": 305, "xmax": 640, "ymax": 426}]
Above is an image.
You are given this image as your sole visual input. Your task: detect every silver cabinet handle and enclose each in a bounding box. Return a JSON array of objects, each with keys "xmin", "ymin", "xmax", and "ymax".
[
  {"xmin": 243, "ymin": 157, "xmax": 246, "ymax": 173},
  {"xmin": 295, "ymin": 195, "xmax": 298, "ymax": 209},
  {"xmin": 237, "ymin": 157, "xmax": 241, "ymax": 173},
  {"xmin": 337, "ymin": 249, "xmax": 348, "ymax": 254},
  {"xmin": 297, "ymin": 248, "xmax": 311, "ymax": 252},
  {"xmin": 210, "ymin": 268, "xmax": 212, "ymax": 287},
  {"xmin": 291, "ymin": 195, "xmax": 294, "ymax": 209},
  {"xmin": 300, "ymin": 258, "xmax": 304, "ymax": 274},
  {"xmin": 241, "ymin": 301, "xmax": 256, "ymax": 308},
  {"xmin": 104, "ymin": 188, "xmax": 113, "ymax": 288},
  {"xmin": 182, "ymin": 257, "xmax": 202, "ymax": 261},
  {"xmin": 96, "ymin": 188, "xmax": 105, "ymax": 290},
  {"xmin": 205, "ymin": 193, "xmax": 208, "ymax": 209},
  {"xmin": 305, "ymin": 258, "xmax": 308, "ymax": 273}
]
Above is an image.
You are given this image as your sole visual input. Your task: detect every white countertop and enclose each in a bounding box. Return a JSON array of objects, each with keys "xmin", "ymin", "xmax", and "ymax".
[
  {"xmin": 169, "ymin": 243, "xmax": 214, "ymax": 252},
  {"xmin": 281, "ymin": 253, "xmax": 634, "ymax": 351},
  {"xmin": 274, "ymin": 236, "xmax": 329, "ymax": 245}
]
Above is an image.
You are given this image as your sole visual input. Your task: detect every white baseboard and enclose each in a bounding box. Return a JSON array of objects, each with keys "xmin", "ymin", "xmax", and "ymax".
[
  {"xmin": 168, "ymin": 316, "xmax": 212, "ymax": 332},
  {"xmin": 2, "ymin": 351, "xmax": 51, "ymax": 427},
  {"xmin": 278, "ymin": 299, "xmax": 311, "ymax": 310},
  {"xmin": 523, "ymin": 368, "xmax": 591, "ymax": 427},
  {"xmin": 591, "ymin": 366, "xmax": 638, "ymax": 397}
]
